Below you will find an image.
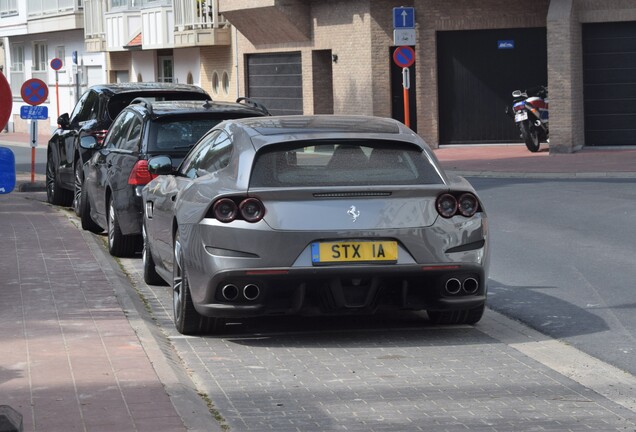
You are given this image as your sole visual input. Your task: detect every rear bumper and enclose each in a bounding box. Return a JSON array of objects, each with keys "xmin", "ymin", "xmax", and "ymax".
[{"xmin": 191, "ymin": 264, "xmax": 487, "ymax": 319}]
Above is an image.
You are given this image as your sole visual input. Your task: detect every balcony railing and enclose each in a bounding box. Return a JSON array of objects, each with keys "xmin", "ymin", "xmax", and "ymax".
[
  {"xmin": 174, "ymin": 0, "xmax": 227, "ymax": 31},
  {"xmin": 27, "ymin": 0, "xmax": 83, "ymax": 17}
]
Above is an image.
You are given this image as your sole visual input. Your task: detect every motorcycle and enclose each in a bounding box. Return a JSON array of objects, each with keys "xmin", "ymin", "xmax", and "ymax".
[{"xmin": 506, "ymin": 85, "xmax": 549, "ymax": 152}]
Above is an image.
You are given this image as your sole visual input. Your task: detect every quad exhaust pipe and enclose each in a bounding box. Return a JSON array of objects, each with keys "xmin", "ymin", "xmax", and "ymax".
[
  {"xmin": 221, "ymin": 283, "xmax": 261, "ymax": 301},
  {"xmin": 444, "ymin": 277, "xmax": 479, "ymax": 295}
]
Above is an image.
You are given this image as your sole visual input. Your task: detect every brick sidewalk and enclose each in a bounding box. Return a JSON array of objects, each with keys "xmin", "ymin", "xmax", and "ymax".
[{"xmin": 0, "ymin": 192, "xmax": 186, "ymax": 432}]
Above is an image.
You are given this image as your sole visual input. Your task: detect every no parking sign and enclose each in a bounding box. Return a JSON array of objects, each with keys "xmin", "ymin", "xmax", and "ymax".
[{"xmin": 20, "ymin": 79, "xmax": 49, "ymax": 106}]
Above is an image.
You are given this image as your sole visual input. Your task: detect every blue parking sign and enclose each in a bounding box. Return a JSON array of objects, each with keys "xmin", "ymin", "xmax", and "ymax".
[{"xmin": 393, "ymin": 7, "xmax": 415, "ymax": 29}]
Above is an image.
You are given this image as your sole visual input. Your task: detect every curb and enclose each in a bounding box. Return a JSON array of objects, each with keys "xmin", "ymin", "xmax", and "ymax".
[{"xmin": 17, "ymin": 181, "xmax": 46, "ymax": 192}]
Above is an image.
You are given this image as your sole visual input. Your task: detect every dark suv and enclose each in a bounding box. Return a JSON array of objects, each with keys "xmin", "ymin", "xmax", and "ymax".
[
  {"xmin": 46, "ymin": 82, "xmax": 210, "ymax": 211},
  {"xmin": 79, "ymin": 98, "xmax": 269, "ymax": 257}
]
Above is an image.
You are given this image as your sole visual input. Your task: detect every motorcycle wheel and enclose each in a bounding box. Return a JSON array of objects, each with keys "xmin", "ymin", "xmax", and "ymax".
[{"xmin": 520, "ymin": 121, "xmax": 540, "ymax": 153}]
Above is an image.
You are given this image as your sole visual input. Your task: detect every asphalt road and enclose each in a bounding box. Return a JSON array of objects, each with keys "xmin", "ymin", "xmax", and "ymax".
[{"xmin": 470, "ymin": 177, "xmax": 636, "ymax": 376}]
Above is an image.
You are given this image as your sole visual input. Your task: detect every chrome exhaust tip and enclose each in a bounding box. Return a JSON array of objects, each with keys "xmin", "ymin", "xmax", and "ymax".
[
  {"xmin": 444, "ymin": 278, "xmax": 462, "ymax": 295},
  {"xmin": 243, "ymin": 284, "xmax": 260, "ymax": 301},
  {"xmin": 463, "ymin": 277, "xmax": 479, "ymax": 294},
  {"xmin": 221, "ymin": 284, "xmax": 239, "ymax": 301}
]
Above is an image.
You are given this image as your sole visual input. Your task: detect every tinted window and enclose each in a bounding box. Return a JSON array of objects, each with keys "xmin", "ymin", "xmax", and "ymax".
[
  {"xmin": 148, "ymin": 118, "xmax": 223, "ymax": 153},
  {"xmin": 180, "ymin": 130, "xmax": 232, "ymax": 179},
  {"xmin": 119, "ymin": 115, "xmax": 143, "ymax": 152},
  {"xmin": 70, "ymin": 90, "xmax": 99, "ymax": 124},
  {"xmin": 106, "ymin": 92, "xmax": 209, "ymax": 120},
  {"xmin": 105, "ymin": 111, "xmax": 135, "ymax": 149},
  {"xmin": 249, "ymin": 140, "xmax": 444, "ymax": 187}
]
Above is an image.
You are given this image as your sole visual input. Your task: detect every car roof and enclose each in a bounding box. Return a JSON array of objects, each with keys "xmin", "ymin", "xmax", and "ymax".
[
  {"xmin": 89, "ymin": 82, "xmax": 209, "ymax": 96},
  {"xmin": 237, "ymin": 115, "xmax": 404, "ymax": 136},
  {"xmin": 225, "ymin": 115, "xmax": 424, "ymax": 151},
  {"xmin": 127, "ymin": 100, "xmax": 268, "ymax": 118}
]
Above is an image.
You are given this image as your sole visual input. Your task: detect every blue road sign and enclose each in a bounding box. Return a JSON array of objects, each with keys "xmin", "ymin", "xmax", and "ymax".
[
  {"xmin": 393, "ymin": 7, "xmax": 415, "ymax": 29},
  {"xmin": 20, "ymin": 105, "xmax": 49, "ymax": 120},
  {"xmin": 393, "ymin": 46, "xmax": 415, "ymax": 68}
]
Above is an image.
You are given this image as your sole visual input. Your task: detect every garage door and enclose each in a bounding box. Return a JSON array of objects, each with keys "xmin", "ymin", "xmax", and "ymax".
[
  {"xmin": 437, "ymin": 28, "xmax": 547, "ymax": 144},
  {"xmin": 583, "ymin": 22, "xmax": 636, "ymax": 146},
  {"xmin": 247, "ymin": 53, "xmax": 303, "ymax": 116}
]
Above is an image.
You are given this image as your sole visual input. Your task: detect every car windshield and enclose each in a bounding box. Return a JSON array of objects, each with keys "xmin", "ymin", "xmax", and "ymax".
[
  {"xmin": 250, "ymin": 140, "xmax": 444, "ymax": 187},
  {"xmin": 148, "ymin": 118, "xmax": 224, "ymax": 153}
]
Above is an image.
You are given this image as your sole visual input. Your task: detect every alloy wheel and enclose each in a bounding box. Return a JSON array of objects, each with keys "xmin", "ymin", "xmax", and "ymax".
[
  {"xmin": 73, "ymin": 162, "xmax": 83, "ymax": 216},
  {"xmin": 108, "ymin": 201, "xmax": 116, "ymax": 248},
  {"xmin": 173, "ymin": 238, "xmax": 184, "ymax": 322}
]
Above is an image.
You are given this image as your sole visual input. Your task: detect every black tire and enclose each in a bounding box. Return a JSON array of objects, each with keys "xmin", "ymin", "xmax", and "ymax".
[
  {"xmin": 73, "ymin": 160, "xmax": 84, "ymax": 217},
  {"xmin": 520, "ymin": 121, "xmax": 540, "ymax": 153},
  {"xmin": 142, "ymin": 222, "xmax": 166, "ymax": 286},
  {"xmin": 46, "ymin": 151, "xmax": 73, "ymax": 206},
  {"xmin": 107, "ymin": 196, "xmax": 138, "ymax": 257},
  {"xmin": 427, "ymin": 303, "xmax": 485, "ymax": 325},
  {"xmin": 173, "ymin": 231, "xmax": 220, "ymax": 335},
  {"xmin": 79, "ymin": 181, "xmax": 103, "ymax": 234}
]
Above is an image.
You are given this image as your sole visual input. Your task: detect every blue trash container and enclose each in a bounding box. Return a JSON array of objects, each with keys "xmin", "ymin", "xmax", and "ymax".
[{"xmin": 0, "ymin": 146, "xmax": 16, "ymax": 194}]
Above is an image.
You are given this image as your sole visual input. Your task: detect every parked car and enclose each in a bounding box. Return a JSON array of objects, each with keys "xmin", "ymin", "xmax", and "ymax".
[
  {"xmin": 142, "ymin": 115, "xmax": 490, "ymax": 335},
  {"xmin": 45, "ymin": 82, "xmax": 211, "ymax": 212},
  {"xmin": 79, "ymin": 98, "xmax": 269, "ymax": 258}
]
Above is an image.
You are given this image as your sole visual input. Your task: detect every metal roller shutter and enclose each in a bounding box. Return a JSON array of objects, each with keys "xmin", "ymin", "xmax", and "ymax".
[
  {"xmin": 583, "ymin": 22, "xmax": 636, "ymax": 146},
  {"xmin": 247, "ymin": 53, "xmax": 303, "ymax": 116}
]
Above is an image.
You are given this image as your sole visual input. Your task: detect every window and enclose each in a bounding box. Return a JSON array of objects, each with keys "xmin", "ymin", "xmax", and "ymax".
[
  {"xmin": 32, "ymin": 41, "xmax": 48, "ymax": 83},
  {"xmin": 110, "ymin": 0, "xmax": 128, "ymax": 8},
  {"xmin": 181, "ymin": 130, "xmax": 233, "ymax": 179},
  {"xmin": 149, "ymin": 118, "xmax": 223, "ymax": 153},
  {"xmin": 212, "ymin": 71, "xmax": 219, "ymax": 95},
  {"xmin": 157, "ymin": 56, "xmax": 173, "ymax": 83},
  {"xmin": 9, "ymin": 44, "xmax": 24, "ymax": 95},
  {"xmin": 0, "ymin": 0, "xmax": 18, "ymax": 16},
  {"xmin": 55, "ymin": 46, "xmax": 66, "ymax": 71},
  {"xmin": 105, "ymin": 111, "xmax": 135, "ymax": 149},
  {"xmin": 70, "ymin": 90, "xmax": 99, "ymax": 124},
  {"xmin": 249, "ymin": 140, "xmax": 444, "ymax": 188},
  {"xmin": 222, "ymin": 71, "xmax": 230, "ymax": 95},
  {"xmin": 121, "ymin": 116, "xmax": 143, "ymax": 152}
]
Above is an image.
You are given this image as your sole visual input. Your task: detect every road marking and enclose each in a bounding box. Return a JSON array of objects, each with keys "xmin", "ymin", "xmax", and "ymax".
[{"xmin": 479, "ymin": 309, "xmax": 636, "ymax": 413}]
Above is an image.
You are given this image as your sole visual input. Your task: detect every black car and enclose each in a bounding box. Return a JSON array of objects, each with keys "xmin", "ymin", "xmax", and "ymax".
[
  {"xmin": 79, "ymin": 98, "xmax": 269, "ymax": 258},
  {"xmin": 45, "ymin": 82, "xmax": 211, "ymax": 211}
]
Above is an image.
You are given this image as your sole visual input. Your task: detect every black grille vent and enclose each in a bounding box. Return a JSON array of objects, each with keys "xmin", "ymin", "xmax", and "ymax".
[{"xmin": 313, "ymin": 191, "xmax": 392, "ymax": 198}]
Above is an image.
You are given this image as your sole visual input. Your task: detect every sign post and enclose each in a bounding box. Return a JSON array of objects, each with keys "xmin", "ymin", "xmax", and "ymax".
[
  {"xmin": 392, "ymin": 46, "xmax": 415, "ymax": 128},
  {"xmin": 392, "ymin": 7, "xmax": 416, "ymax": 128},
  {"xmin": 50, "ymin": 58, "xmax": 63, "ymax": 121},
  {"xmin": 20, "ymin": 78, "xmax": 49, "ymax": 183}
]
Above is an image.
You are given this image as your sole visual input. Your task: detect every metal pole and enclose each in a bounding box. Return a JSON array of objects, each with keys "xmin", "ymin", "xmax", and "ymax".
[
  {"xmin": 402, "ymin": 67, "xmax": 410, "ymax": 128},
  {"xmin": 30, "ymin": 120, "xmax": 37, "ymax": 183},
  {"xmin": 55, "ymin": 70, "xmax": 60, "ymax": 121}
]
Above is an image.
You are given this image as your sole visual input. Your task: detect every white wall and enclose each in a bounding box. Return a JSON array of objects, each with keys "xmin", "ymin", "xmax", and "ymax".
[
  {"xmin": 174, "ymin": 47, "xmax": 200, "ymax": 85},
  {"xmin": 131, "ymin": 50, "xmax": 156, "ymax": 82}
]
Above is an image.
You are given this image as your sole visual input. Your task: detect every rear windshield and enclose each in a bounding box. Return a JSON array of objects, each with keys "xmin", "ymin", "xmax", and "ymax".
[
  {"xmin": 107, "ymin": 92, "xmax": 208, "ymax": 119},
  {"xmin": 147, "ymin": 118, "xmax": 224, "ymax": 153},
  {"xmin": 249, "ymin": 140, "xmax": 444, "ymax": 187}
]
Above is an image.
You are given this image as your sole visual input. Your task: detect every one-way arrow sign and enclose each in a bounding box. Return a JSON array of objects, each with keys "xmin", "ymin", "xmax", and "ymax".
[{"xmin": 393, "ymin": 7, "xmax": 415, "ymax": 29}]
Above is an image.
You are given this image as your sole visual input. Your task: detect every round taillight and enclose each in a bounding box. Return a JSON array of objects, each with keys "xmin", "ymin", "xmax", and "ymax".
[
  {"xmin": 436, "ymin": 193, "xmax": 458, "ymax": 218},
  {"xmin": 213, "ymin": 198, "xmax": 238, "ymax": 223},
  {"xmin": 239, "ymin": 198, "xmax": 265, "ymax": 223},
  {"xmin": 458, "ymin": 193, "xmax": 479, "ymax": 217}
]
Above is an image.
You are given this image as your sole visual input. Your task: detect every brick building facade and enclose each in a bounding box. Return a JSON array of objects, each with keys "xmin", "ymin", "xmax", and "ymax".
[{"xmin": 213, "ymin": 0, "xmax": 636, "ymax": 152}]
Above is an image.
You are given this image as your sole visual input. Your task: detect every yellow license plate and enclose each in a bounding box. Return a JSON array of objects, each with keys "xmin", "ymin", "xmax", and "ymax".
[{"xmin": 311, "ymin": 241, "xmax": 398, "ymax": 264}]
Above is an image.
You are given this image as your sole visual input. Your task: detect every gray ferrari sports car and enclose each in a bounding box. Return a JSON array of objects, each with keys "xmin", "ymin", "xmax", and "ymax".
[{"xmin": 142, "ymin": 115, "xmax": 489, "ymax": 335}]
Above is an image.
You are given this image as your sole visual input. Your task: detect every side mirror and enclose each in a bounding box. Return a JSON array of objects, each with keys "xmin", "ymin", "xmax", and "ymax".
[
  {"xmin": 79, "ymin": 135, "xmax": 98, "ymax": 150},
  {"xmin": 57, "ymin": 113, "xmax": 70, "ymax": 129},
  {"xmin": 148, "ymin": 156, "xmax": 174, "ymax": 175},
  {"xmin": 512, "ymin": 90, "xmax": 522, "ymax": 98}
]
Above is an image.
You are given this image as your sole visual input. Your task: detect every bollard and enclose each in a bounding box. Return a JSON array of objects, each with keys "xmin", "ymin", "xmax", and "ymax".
[{"xmin": 0, "ymin": 405, "xmax": 23, "ymax": 432}]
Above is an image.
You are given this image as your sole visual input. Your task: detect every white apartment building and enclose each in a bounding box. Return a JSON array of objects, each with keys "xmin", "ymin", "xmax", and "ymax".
[
  {"xmin": 0, "ymin": 0, "xmax": 229, "ymax": 136},
  {"xmin": 0, "ymin": 0, "xmax": 107, "ymax": 136}
]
